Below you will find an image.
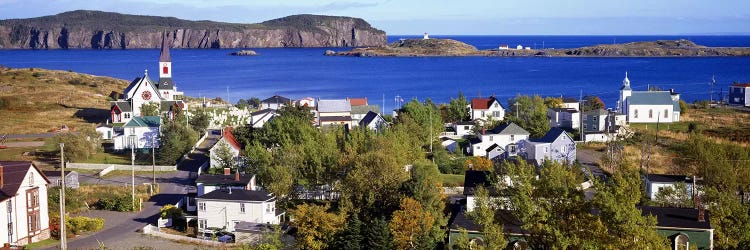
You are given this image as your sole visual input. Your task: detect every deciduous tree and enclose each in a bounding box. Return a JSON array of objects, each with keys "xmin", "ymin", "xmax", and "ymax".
[
  {"xmin": 140, "ymin": 102, "xmax": 160, "ymax": 116},
  {"xmin": 292, "ymin": 204, "xmax": 345, "ymax": 250},
  {"xmin": 389, "ymin": 197, "xmax": 435, "ymax": 250}
]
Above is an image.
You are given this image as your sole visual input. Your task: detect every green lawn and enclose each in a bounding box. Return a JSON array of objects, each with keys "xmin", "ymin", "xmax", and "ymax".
[
  {"xmin": 24, "ymin": 238, "xmax": 58, "ymax": 249},
  {"xmin": 440, "ymin": 173, "xmax": 465, "ymax": 187},
  {"xmin": 80, "ymin": 151, "xmax": 153, "ymax": 165}
]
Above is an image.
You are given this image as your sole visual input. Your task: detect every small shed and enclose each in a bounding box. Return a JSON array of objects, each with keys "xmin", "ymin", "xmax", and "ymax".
[{"xmin": 43, "ymin": 170, "xmax": 80, "ymax": 189}]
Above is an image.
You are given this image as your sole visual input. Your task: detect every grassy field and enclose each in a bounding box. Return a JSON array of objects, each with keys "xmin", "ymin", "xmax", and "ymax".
[
  {"xmin": 440, "ymin": 173, "xmax": 465, "ymax": 187},
  {"xmin": 24, "ymin": 238, "xmax": 59, "ymax": 249},
  {"xmin": 0, "ymin": 67, "xmax": 128, "ymax": 134}
]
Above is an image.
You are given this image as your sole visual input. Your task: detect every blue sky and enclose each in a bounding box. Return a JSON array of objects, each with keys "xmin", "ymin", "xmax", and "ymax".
[{"xmin": 1, "ymin": 0, "xmax": 749, "ymax": 35}]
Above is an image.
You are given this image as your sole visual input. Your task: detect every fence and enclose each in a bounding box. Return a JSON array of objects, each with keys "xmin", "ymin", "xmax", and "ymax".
[
  {"xmin": 67, "ymin": 163, "xmax": 176, "ymax": 171},
  {"xmin": 142, "ymin": 224, "xmax": 237, "ymax": 247}
]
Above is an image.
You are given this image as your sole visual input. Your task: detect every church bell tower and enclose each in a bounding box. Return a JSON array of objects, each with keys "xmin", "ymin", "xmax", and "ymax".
[{"xmin": 159, "ymin": 32, "xmax": 172, "ymax": 79}]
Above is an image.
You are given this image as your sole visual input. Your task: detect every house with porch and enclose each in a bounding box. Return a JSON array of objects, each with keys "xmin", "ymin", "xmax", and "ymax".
[
  {"xmin": 196, "ymin": 188, "xmax": 282, "ymax": 236},
  {"xmin": 470, "ymin": 96, "xmax": 505, "ymax": 124},
  {"xmin": 469, "ymin": 123, "xmax": 529, "ymax": 160},
  {"xmin": 0, "ymin": 161, "xmax": 51, "ymax": 246},
  {"xmin": 519, "ymin": 128, "xmax": 576, "ymax": 166}
]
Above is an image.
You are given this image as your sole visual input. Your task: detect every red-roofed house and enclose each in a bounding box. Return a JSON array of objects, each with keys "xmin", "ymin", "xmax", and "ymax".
[
  {"xmin": 349, "ymin": 98, "xmax": 368, "ymax": 107},
  {"xmin": 470, "ymin": 96, "xmax": 505, "ymax": 123},
  {"xmin": 209, "ymin": 127, "xmax": 243, "ymax": 169},
  {"xmin": 729, "ymin": 83, "xmax": 750, "ymax": 107},
  {"xmin": 0, "ymin": 161, "xmax": 51, "ymax": 246}
]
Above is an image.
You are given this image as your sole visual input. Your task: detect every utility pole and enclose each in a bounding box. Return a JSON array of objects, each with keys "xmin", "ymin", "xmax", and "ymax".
[
  {"xmin": 59, "ymin": 143, "xmax": 67, "ymax": 250},
  {"xmin": 131, "ymin": 138, "xmax": 135, "ymax": 211},
  {"xmin": 579, "ymin": 89, "xmax": 584, "ymax": 141},
  {"xmin": 514, "ymin": 102, "xmax": 519, "ymax": 118},
  {"xmin": 710, "ymin": 75, "xmax": 716, "ymax": 103},
  {"xmin": 152, "ymin": 136, "xmax": 156, "ymax": 185}
]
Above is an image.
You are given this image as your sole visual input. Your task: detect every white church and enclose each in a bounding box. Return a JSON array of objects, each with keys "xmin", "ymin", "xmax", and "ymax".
[
  {"xmin": 617, "ymin": 72, "xmax": 681, "ymax": 123},
  {"xmin": 106, "ymin": 32, "xmax": 188, "ymax": 150}
]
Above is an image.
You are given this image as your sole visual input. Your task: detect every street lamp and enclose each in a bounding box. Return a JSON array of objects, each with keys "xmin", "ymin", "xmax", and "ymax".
[{"xmin": 130, "ymin": 134, "xmax": 137, "ymax": 211}]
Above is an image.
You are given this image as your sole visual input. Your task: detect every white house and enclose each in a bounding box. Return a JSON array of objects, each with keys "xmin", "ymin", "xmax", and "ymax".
[
  {"xmin": 452, "ymin": 121, "xmax": 475, "ymax": 137},
  {"xmin": 109, "ymin": 32, "xmax": 186, "ymax": 125},
  {"xmin": 112, "ymin": 116, "xmax": 161, "ymax": 150},
  {"xmin": 0, "ymin": 161, "xmax": 51, "ymax": 246},
  {"xmin": 350, "ymin": 98, "xmax": 380, "ymax": 126},
  {"xmin": 317, "ymin": 99, "xmax": 352, "ymax": 127},
  {"xmin": 498, "ymin": 44, "xmax": 509, "ymax": 50},
  {"xmin": 295, "ymin": 97, "xmax": 316, "ymax": 108},
  {"xmin": 561, "ymin": 97, "xmax": 580, "ymax": 111},
  {"xmin": 250, "ymin": 109, "xmax": 277, "ymax": 128},
  {"xmin": 644, "ymin": 174, "xmax": 702, "ymax": 200},
  {"xmin": 728, "ymin": 83, "xmax": 750, "ymax": 107},
  {"xmin": 96, "ymin": 123, "xmax": 114, "ymax": 140},
  {"xmin": 547, "ymin": 108, "xmax": 580, "ymax": 129},
  {"xmin": 441, "ymin": 138, "xmax": 458, "ymax": 153},
  {"xmin": 516, "ymin": 45, "xmax": 523, "ymax": 50},
  {"xmin": 209, "ymin": 127, "xmax": 242, "ymax": 169},
  {"xmin": 520, "ymin": 128, "xmax": 576, "ymax": 166},
  {"xmin": 470, "ymin": 96, "xmax": 505, "ymax": 124},
  {"xmin": 358, "ymin": 111, "xmax": 388, "ymax": 131},
  {"xmin": 196, "ymin": 189, "xmax": 282, "ymax": 235},
  {"xmin": 469, "ymin": 122, "xmax": 529, "ymax": 159},
  {"xmin": 617, "ymin": 72, "xmax": 681, "ymax": 123},
  {"xmin": 261, "ymin": 95, "xmax": 291, "ymax": 110}
]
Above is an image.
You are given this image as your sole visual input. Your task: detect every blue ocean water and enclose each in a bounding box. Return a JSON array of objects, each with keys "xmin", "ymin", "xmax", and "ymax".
[{"xmin": 1, "ymin": 36, "xmax": 749, "ymax": 111}]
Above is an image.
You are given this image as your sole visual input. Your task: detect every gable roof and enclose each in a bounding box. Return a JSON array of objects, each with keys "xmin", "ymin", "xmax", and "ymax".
[
  {"xmin": 318, "ymin": 99, "xmax": 351, "ymax": 113},
  {"xmin": 562, "ymin": 97, "xmax": 578, "ymax": 103},
  {"xmin": 485, "ymin": 143, "xmax": 501, "ymax": 153},
  {"xmin": 262, "ymin": 95, "xmax": 291, "ymax": 104},
  {"xmin": 349, "ymin": 98, "xmax": 368, "ymax": 106},
  {"xmin": 196, "ymin": 173, "xmax": 254, "ymax": 186},
  {"xmin": 628, "ymin": 91, "xmax": 675, "ymax": 106},
  {"xmin": 359, "ymin": 111, "xmax": 382, "ymax": 127},
  {"xmin": 487, "ymin": 122, "xmax": 530, "ymax": 136},
  {"xmin": 351, "ymin": 105, "xmax": 380, "ymax": 115},
  {"xmin": 123, "ymin": 116, "xmax": 161, "ymax": 128},
  {"xmin": 639, "ymin": 206, "xmax": 711, "ymax": 230},
  {"xmin": 111, "ymin": 101, "xmax": 133, "ymax": 113},
  {"xmin": 471, "ymin": 97, "xmax": 501, "ymax": 110},
  {"xmin": 123, "ymin": 76, "xmax": 162, "ymax": 100},
  {"xmin": 532, "ymin": 128, "xmax": 570, "ymax": 143},
  {"xmin": 251, "ymin": 108, "xmax": 276, "ymax": 117},
  {"xmin": 0, "ymin": 161, "xmax": 50, "ymax": 202},
  {"xmin": 220, "ymin": 127, "xmax": 242, "ymax": 151},
  {"xmin": 197, "ymin": 189, "xmax": 273, "ymax": 202}
]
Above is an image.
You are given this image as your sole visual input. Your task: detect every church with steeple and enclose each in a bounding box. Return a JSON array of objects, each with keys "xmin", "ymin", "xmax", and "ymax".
[
  {"xmin": 107, "ymin": 32, "xmax": 187, "ymax": 149},
  {"xmin": 617, "ymin": 72, "xmax": 681, "ymax": 123},
  {"xmin": 110, "ymin": 32, "xmax": 186, "ymax": 124}
]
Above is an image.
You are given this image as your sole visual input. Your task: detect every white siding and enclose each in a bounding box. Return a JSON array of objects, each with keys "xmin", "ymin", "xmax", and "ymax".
[
  {"xmin": 196, "ymin": 199, "xmax": 278, "ymax": 232},
  {"xmin": 0, "ymin": 167, "xmax": 50, "ymax": 245},
  {"xmin": 628, "ymin": 104, "xmax": 674, "ymax": 123}
]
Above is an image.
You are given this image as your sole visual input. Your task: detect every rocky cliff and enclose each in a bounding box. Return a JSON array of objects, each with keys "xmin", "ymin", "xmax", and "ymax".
[{"xmin": 0, "ymin": 10, "xmax": 386, "ymax": 49}]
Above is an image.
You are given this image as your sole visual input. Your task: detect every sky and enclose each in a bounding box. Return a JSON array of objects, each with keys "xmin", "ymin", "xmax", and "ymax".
[{"xmin": 1, "ymin": 0, "xmax": 749, "ymax": 35}]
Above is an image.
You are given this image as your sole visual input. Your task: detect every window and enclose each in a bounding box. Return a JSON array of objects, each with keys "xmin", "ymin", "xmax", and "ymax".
[
  {"xmin": 266, "ymin": 203, "xmax": 272, "ymax": 213},
  {"xmin": 28, "ymin": 173, "xmax": 34, "ymax": 186},
  {"xmin": 198, "ymin": 202, "xmax": 206, "ymax": 212},
  {"xmin": 124, "ymin": 113, "xmax": 130, "ymax": 119},
  {"xmin": 198, "ymin": 219, "xmax": 207, "ymax": 230},
  {"xmin": 634, "ymin": 109, "xmax": 639, "ymax": 118},
  {"xmin": 593, "ymin": 116, "xmax": 597, "ymax": 121},
  {"xmin": 464, "ymin": 126, "xmax": 469, "ymax": 130},
  {"xmin": 28, "ymin": 213, "xmax": 39, "ymax": 232},
  {"xmin": 664, "ymin": 109, "xmax": 669, "ymax": 118},
  {"xmin": 544, "ymin": 147, "xmax": 548, "ymax": 153},
  {"xmin": 7, "ymin": 200, "xmax": 11, "ymax": 213},
  {"xmin": 492, "ymin": 111, "xmax": 501, "ymax": 117},
  {"xmin": 649, "ymin": 109, "xmax": 653, "ymax": 118},
  {"xmin": 489, "ymin": 136, "xmax": 493, "ymax": 141},
  {"xmin": 240, "ymin": 203, "xmax": 245, "ymax": 213},
  {"xmin": 510, "ymin": 135, "xmax": 515, "ymax": 141}
]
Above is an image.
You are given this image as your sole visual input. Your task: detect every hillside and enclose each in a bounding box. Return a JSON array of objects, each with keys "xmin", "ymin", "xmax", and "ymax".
[
  {"xmin": 0, "ymin": 10, "xmax": 386, "ymax": 49},
  {"xmin": 0, "ymin": 66, "xmax": 128, "ymax": 134},
  {"xmin": 331, "ymin": 38, "xmax": 750, "ymax": 57}
]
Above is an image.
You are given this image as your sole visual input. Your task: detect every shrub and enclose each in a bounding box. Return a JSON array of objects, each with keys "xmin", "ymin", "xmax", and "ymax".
[
  {"xmin": 97, "ymin": 194, "xmax": 133, "ymax": 212},
  {"xmin": 66, "ymin": 216, "xmax": 104, "ymax": 235},
  {"xmin": 160, "ymin": 204, "xmax": 183, "ymax": 219},
  {"xmin": 68, "ymin": 78, "xmax": 86, "ymax": 85}
]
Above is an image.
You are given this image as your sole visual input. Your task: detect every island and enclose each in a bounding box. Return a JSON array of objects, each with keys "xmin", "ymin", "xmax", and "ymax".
[
  {"xmin": 329, "ymin": 38, "xmax": 750, "ymax": 57},
  {"xmin": 0, "ymin": 10, "xmax": 386, "ymax": 49}
]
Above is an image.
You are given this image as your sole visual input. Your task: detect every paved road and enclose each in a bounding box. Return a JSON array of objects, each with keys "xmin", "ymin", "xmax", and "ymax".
[
  {"xmin": 2, "ymin": 141, "xmax": 46, "ymax": 148},
  {"xmin": 3, "ymin": 133, "xmax": 60, "ymax": 139},
  {"xmin": 45, "ymin": 131, "xmax": 219, "ymax": 250}
]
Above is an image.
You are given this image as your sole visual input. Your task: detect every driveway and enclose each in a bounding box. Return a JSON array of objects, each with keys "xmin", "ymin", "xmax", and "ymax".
[{"xmin": 44, "ymin": 132, "xmax": 215, "ymax": 249}]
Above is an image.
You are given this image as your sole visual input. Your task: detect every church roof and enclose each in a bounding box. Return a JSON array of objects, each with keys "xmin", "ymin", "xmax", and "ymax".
[
  {"xmin": 629, "ymin": 91, "xmax": 675, "ymax": 106},
  {"xmin": 159, "ymin": 32, "xmax": 171, "ymax": 62},
  {"xmin": 123, "ymin": 76, "xmax": 162, "ymax": 100},
  {"xmin": 157, "ymin": 78, "xmax": 174, "ymax": 90},
  {"xmin": 124, "ymin": 116, "xmax": 161, "ymax": 128},
  {"xmin": 111, "ymin": 101, "xmax": 133, "ymax": 112}
]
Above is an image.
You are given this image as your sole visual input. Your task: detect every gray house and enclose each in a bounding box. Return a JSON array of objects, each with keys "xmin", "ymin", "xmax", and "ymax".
[
  {"xmin": 519, "ymin": 128, "xmax": 576, "ymax": 166},
  {"xmin": 42, "ymin": 170, "xmax": 80, "ymax": 189}
]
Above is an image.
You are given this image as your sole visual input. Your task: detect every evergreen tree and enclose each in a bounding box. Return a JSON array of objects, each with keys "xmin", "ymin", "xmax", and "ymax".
[
  {"xmin": 364, "ymin": 218, "xmax": 394, "ymax": 250},
  {"xmin": 330, "ymin": 215, "xmax": 363, "ymax": 250}
]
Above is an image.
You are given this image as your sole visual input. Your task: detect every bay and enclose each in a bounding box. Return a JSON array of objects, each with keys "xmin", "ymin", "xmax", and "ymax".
[{"xmin": 1, "ymin": 35, "xmax": 749, "ymax": 111}]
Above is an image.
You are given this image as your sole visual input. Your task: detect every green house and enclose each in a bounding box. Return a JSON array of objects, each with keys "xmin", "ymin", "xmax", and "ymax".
[{"xmin": 641, "ymin": 206, "xmax": 714, "ymax": 250}]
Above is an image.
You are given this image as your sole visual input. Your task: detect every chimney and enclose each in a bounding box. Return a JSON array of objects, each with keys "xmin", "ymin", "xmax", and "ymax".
[
  {"xmin": 228, "ymin": 188, "xmax": 232, "ymax": 194},
  {"xmin": 0, "ymin": 164, "xmax": 4, "ymax": 188},
  {"xmin": 235, "ymin": 171, "xmax": 240, "ymax": 182},
  {"xmin": 223, "ymin": 168, "xmax": 231, "ymax": 175},
  {"xmin": 482, "ymin": 127, "xmax": 486, "ymax": 135},
  {"xmin": 696, "ymin": 195, "xmax": 705, "ymax": 222}
]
